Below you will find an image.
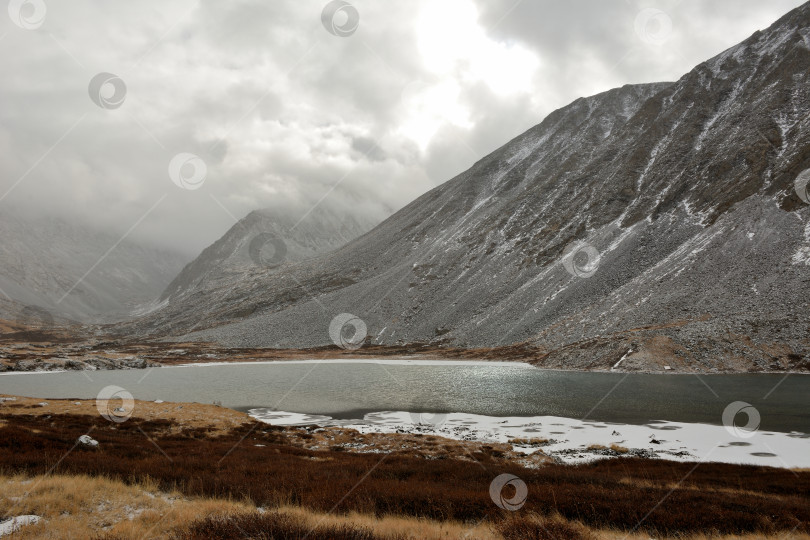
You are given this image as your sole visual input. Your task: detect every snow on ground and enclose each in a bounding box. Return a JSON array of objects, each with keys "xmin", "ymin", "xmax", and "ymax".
[
  {"xmin": 248, "ymin": 410, "xmax": 333, "ymax": 426},
  {"xmin": 250, "ymin": 410, "xmax": 810, "ymax": 469},
  {"xmin": 0, "ymin": 515, "xmax": 41, "ymax": 537}
]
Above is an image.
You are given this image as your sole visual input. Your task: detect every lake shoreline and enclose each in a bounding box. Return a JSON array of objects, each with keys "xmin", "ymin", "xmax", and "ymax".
[
  {"xmin": 4, "ymin": 330, "xmax": 810, "ymax": 374},
  {"xmin": 3, "ymin": 362, "xmax": 809, "ymax": 433},
  {"xmin": 6, "ymin": 351, "xmax": 810, "ymax": 375},
  {"xmin": 3, "ymin": 392, "xmax": 807, "ymax": 470},
  {"xmin": 247, "ymin": 408, "xmax": 810, "ymax": 469},
  {"xmin": 3, "ymin": 393, "xmax": 808, "ymax": 539}
]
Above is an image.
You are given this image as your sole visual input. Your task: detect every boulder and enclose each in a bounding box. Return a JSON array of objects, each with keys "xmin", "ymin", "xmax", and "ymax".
[
  {"xmin": 123, "ymin": 357, "xmax": 148, "ymax": 369},
  {"xmin": 78, "ymin": 434, "xmax": 99, "ymax": 448},
  {"xmin": 63, "ymin": 359, "xmax": 86, "ymax": 370}
]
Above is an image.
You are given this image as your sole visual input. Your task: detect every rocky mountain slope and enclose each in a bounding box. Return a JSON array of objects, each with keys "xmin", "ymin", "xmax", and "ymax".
[
  {"xmin": 0, "ymin": 211, "xmax": 188, "ymax": 324},
  {"xmin": 136, "ymin": 205, "xmax": 379, "ymax": 334},
  {"xmin": 127, "ymin": 3, "xmax": 810, "ymax": 371}
]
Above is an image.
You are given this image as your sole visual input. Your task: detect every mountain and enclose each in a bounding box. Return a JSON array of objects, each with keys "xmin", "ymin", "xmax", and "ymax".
[
  {"xmin": 0, "ymin": 211, "xmax": 188, "ymax": 324},
  {"xmin": 133, "ymin": 205, "xmax": 380, "ymax": 334},
  {"xmin": 127, "ymin": 3, "xmax": 810, "ymax": 371}
]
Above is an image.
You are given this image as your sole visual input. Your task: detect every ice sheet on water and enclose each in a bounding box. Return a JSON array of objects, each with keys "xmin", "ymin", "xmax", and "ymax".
[{"xmin": 250, "ymin": 409, "xmax": 810, "ymax": 469}]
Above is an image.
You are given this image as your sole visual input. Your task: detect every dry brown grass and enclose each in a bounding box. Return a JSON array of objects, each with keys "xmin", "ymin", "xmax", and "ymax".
[
  {"xmin": 508, "ymin": 437, "xmax": 550, "ymax": 446},
  {"xmin": 2, "ymin": 474, "xmax": 809, "ymax": 540},
  {"xmin": 0, "ymin": 395, "xmax": 250, "ymax": 436},
  {"xmin": 0, "ymin": 395, "xmax": 551, "ymax": 467},
  {"xmin": 0, "ymin": 474, "xmax": 500, "ymax": 540},
  {"xmin": 498, "ymin": 512, "xmax": 810, "ymax": 540},
  {"xmin": 2, "ymin": 402, "xmax": 809, "ymax": 539},
  {"xmin": 498, "ymin": 512, "xmax": 598, "ymax": 540},
  {"xmin": 0, "ymin": 473, "xmax": 252, "ymax": 539},
  {"xmin": 276, "ymin": 505, "xmax": 500, "ymax": 539}
]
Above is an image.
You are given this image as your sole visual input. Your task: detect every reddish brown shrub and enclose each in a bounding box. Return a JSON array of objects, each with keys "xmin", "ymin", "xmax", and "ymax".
[
  {"xmin": 0, "ymin": 413, "xmax": 807, "ymax": 537},
  {"xmin": 498, "ymin": 515, "xmax": 596, "ymax": 540},
  {"xmin": 172, "ymin": 511, "xmax": 405, "ymax": 540}
]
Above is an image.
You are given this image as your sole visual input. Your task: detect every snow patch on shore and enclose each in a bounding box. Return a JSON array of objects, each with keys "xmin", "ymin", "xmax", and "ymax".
[
  {"xmin": 0, "ymin": 515, "xmax": 41, "ymax": 537},
  {"xmin": 250, "ymin": 410, "xmax": 810, "ymax": 469}
]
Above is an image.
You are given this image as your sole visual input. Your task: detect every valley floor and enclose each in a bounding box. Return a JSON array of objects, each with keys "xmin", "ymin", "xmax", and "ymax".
[
  {"xmin": 3, "ymin": 317, "xmax": 809, "ymax": 375},
  {"xmin": 1, "ymin": 395, "xmax": 808, "ymax": 539},
  {"xmin": 3, "ymin": 333, "xmax": 808, "ymax": 375}
]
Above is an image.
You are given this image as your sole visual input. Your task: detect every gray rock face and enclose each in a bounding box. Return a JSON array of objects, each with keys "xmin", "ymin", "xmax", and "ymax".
[
  {"xmin": 123, "ymin": 206, "xmax": 380, "ymax": 335},
  {"xmin": 160, "ymin": 207, "xmax": 379, "ymax": 302},
  {"xmin": 9, "ymin": 356, "xmax": 158, "ymax": 372},
  {"xmin": 128, "ymin": 4, "xmax": 810, "ymax": 371},
  {"xmin": 0, "ymin": 211, "xmax": 188, "ymax": 324}
]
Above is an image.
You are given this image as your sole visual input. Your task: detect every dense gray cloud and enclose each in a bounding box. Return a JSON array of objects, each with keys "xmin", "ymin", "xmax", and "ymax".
[{"xmin": 0, "ymin": 0, "xmax": 804, "ymax": 256}]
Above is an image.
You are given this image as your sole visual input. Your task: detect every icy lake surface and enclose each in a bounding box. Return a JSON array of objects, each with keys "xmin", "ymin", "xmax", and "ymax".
[{"xmin": 2, "ymin": 360, "xmax": 808, "ymax": 467}]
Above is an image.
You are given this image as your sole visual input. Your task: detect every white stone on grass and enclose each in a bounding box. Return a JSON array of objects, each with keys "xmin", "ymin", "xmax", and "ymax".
[
  {"xmin": 78, "ymin": 434, "xmax": 99, "ymax": 448},
  {"xmin": 0, "ymin": 515, "xmax": 41, "ymax": 536}
]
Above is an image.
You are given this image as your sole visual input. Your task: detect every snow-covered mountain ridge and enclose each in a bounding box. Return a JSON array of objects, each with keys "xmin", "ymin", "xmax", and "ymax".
[{"xmin": 124, "ymin": 2, "xmax": 810, "ymax": 372}]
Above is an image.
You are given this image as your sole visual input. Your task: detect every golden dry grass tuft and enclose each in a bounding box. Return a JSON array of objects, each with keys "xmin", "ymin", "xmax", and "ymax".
[
  {"xmin": 0, "ymin": 473, "xmax": 252, "ymax": 539},
  {"xmin": 0, "ymin": 395, "xmax": 249, "ymax": 436},
  {"xmin": 508, "ymin": 437, "xmax": 550, "ymax": 446},
  {"xmin": 0, "ymin": 474, "xmax": 500, "ymax": 539},
  {"xmin": 2, "ymin": 474, "xmax": 809, "ymax": 539}
]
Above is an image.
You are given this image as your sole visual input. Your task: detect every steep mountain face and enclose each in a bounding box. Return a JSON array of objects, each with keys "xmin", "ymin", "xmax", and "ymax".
[
  {"xmin": 136, "ymin": 206, "xmax": 379, "ymax": 332},
  {"xmin": 130, "ymin": 3, "xmax": 810, "ymax": 371},
  {"xmin": 0, "ymin": 212, "xmax": 188, "ymax": 323}
]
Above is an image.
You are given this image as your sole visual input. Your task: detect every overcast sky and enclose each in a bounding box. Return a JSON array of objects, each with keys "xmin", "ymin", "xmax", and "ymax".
[{"xmin": 0, "ymin": 0, "xmax": 805, "ymax": 256}]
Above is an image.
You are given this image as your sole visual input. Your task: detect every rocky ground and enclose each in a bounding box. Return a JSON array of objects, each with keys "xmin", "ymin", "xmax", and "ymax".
[
  {"xmin": 0, "ymin": 318, "xmax": 533, "ymax": 373},
  {"xmin": 2, "ymin": 315, "xmax": 809, "ymax": 373}
]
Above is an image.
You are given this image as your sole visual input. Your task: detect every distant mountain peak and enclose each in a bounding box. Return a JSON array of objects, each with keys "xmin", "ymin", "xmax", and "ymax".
[{"xmin": 157, "ymin": 203, "xmax": 380, "ymax": 310}]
